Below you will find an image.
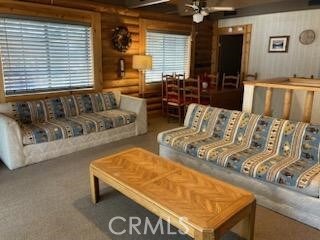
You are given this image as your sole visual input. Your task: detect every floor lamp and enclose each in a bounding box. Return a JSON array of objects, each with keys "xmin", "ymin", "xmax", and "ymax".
[{"xmin": 132, "ymin": 55, "xmax": 152, "ymax": 98}]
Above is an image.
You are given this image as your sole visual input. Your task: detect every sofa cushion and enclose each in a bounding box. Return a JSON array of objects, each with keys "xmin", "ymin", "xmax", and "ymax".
[
  {"xmin": 45, "ymin": 98, "xmax": 67, "ymax": 120},
  {"xmin": 3, "ymin": 92, "xmax": 119, "ymax": 124},
  {"xmin": 75, "ymin": 92, "xmax": 118, "ymax": 114},
  {"xmin": 60, "ymin": 95, "xmax": 79, "ymax": 117},
  {"xmin": 21, "ymin": 109, "xmax": 136, "ymax": 145},
  {"xmin": 159, "ymin": 104, "xmax": 320, "ymax": 196},
  {"xmin": 12, "ymin": 100, "xmax": 47, "ymax": 124}
]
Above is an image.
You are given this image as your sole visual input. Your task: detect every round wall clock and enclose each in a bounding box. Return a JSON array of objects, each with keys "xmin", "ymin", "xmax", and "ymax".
[
  {"xmin": 299, "ymin": 30, "xmax": 316, "ymax": 45},
  {"xmin": 112, "ymin": 26, "xmax": 132, "ymax": 52}
]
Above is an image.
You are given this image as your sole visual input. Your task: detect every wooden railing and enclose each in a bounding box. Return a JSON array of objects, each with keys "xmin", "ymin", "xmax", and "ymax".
[{"xmin": 243, "ymin": 77, "xmax": 320, "ymax": 123}]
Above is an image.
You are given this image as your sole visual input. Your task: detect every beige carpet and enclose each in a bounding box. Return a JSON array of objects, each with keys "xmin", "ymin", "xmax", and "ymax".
[{"xmin": 0, "ymin": 117, "xmax": 319, "ymax": 240}]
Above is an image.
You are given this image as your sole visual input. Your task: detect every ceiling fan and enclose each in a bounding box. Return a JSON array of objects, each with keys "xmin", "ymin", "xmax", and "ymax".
[{"xmin": 181, "ymin": 0, "xmax": 235, "ymax": 23}]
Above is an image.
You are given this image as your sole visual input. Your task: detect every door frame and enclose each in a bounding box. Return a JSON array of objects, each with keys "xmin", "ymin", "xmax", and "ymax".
[{"xmin": 211, "ymin": 24, "xmax": 252, "ymax": 81}]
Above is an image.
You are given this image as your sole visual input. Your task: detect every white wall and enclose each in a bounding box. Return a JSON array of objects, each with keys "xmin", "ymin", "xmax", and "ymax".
[{"xmin": 219, "ymin": 9, "xmax": 320, "ymax": 123}]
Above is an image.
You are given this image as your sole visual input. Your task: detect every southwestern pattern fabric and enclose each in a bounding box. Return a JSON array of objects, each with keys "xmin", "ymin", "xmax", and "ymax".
[
  {"xmin": 12, "ymin": 100, "xmax": 47, "ymax": 124},
  {"xmin": 159, "ymin": 104, "xmax": 320, "ymax": 192},
  {"xmin": 8, "ymin": 92, "xmax": 136, "ymax": 145},
  {"xmin": 11, "ymin": 92, "xmax": 118, "ymax": 123},
  {"xmin": 21, "ymin": 110, "xmax": 136, "ymax": 145}
]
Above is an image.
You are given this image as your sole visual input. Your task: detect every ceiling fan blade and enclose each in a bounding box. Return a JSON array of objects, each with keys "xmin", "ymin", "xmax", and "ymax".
[
  {"xmin": 178, "ymin": 0, "xmax": 196, "ymax": 16},
  {"xmin": 206, "ymin": 6, "xmax": 235, "ymax": 12},
  {"xmin": 185, "ymin": 4, "xmax": 198, "ymax": 10},
  {"xmin": 126, "ymin": 0, "xmax": 170, "ymax": 8}
]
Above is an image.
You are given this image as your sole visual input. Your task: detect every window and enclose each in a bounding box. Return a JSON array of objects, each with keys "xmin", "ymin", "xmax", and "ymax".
[
  {"xmin": 0, "ymin": 17, "xmax": 93, "ymax": 96},
  {"xmin": 145, "ymin": 31, "xmax": 191, "ymax": 83}
]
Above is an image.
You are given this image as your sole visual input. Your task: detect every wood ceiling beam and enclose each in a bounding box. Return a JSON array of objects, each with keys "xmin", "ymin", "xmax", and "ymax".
[{"xmin": 125, "ymin": 0, "xmax": 170, "ymax": 9}]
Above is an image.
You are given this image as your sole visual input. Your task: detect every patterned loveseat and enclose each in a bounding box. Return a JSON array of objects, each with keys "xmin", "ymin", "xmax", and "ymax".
[
  {"xmin": 0, "ymin": 91, "xmax": 147, "ymax": 170},
  {"xmin": 158, "ymin": 104, "xmax": 320, "ymax": 229}
]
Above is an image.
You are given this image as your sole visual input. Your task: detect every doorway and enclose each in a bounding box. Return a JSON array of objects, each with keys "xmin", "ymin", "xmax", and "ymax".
[{"xmin": 218, "ymin": 34, "xmax": 243, "ymax": 77}]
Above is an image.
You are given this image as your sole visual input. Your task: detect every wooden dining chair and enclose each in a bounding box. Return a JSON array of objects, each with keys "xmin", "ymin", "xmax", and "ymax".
[
  {"xmin": 244, "ymin": 72, "xmax": 258, "ymax": 81},
  {"xmin": 166, "ymin": 74, "xmax": 185, "ymax": 124},
  {"xmin": 207, "ymin": 72, "xmax": 219, "ymax": 91},
  {"xmin": 183, "ymin": 76, "xmax": 200, "ymax": 114},
  {"xmin": 222, "ymin": 73, "xmax": 240, "ymax": 90},
  {"xmin": 161, "ymin": 73, "xmax": 174, "ymax": 116}
]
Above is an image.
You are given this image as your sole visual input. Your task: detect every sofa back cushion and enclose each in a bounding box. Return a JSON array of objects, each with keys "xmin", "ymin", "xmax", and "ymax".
[
  {"xmin": 75, "ymin": 92, "xmax": 118, "ymax": 114},
  {"xmin": 12, "ymin": 100, "xmax": 47, "ymax": 124},
  {"xmin": 60, "ymin": 95, "xmax": 79, "ymax": 117},
  {"xmin": 102, "ymin": 92, "xmax": 118, "ymax": 110},
  {"xmin": 277, "ymin": 122, "xmax": 320, "ymax": 163},
  {"xmin": 184, "ymin": 104, "xmax": 241, "ymax": 137},
  {"xmin": 45, "ymin": 98, "xmax": 66, "ymax": 120},
  {"xmin": 0, "ymin": 91, "xmax": 120, "ymax": 123},
  {"xmin": 75, "ymin": 94, "xmax": 95, "ymax": 113},
  {"xmin": 302, "ymin": 124, "xmax": 320, "ymax": 164}
]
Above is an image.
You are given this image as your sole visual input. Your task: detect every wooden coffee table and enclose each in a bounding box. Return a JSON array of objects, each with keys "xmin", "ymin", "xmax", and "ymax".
[{"xmin": 90, "ymin": 148, "xmax": 256, "ymax": 240}]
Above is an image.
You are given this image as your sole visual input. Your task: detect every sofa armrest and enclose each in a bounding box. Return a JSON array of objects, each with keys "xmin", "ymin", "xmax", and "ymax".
[
  {"xmin": 119, "ymin": 95, "xmax": 147, "ymax": 135},
  {"xmin": 0, "ymin": 113, "xmax": 24, "ymax": 170}
]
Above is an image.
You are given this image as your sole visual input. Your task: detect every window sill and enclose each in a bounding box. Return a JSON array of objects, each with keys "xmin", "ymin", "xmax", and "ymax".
[{"xmin": 145, "ymin": 81, "xmax": 162, "ymax": 85}]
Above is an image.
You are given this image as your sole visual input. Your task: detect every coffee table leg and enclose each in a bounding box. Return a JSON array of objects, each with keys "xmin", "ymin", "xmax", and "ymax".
[
  {"xmin": 90, "ymin": 169, "xmax": 99, "ymax": 204},
  {"xmin": 194, "ymin": 230, "xmax": 215, "ymax": 240},
  {"xmin": 248, "ymin": 200, "xmax": 256, "ymax": 240},
  {"xmin": 239, "ymin": 200, "xmax": 256, "ymax": 240}
]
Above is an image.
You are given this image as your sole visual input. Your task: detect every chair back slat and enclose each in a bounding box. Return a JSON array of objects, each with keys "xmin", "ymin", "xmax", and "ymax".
[
  {"xmin": 207, "ymin": 72, "xmax": 219, "ymax": 91},
  {"xmin": 183, "ymin": 76, "xmax": 200, "ymax": 107},
  {"xmin": 222, "ymin": 73, "xmax": 240, "ymax": 90}
]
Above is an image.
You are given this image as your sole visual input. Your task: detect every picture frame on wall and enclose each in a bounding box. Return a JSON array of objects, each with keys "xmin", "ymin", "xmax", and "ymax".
[{"xmin": 268, "ymin": 36, "xmax": 290, "ymax": 53}]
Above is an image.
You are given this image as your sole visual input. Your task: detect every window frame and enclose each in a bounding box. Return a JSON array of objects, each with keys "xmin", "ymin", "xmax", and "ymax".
[
  {"xmin": 145, "ymin": 30, "xmax": 192, "ymax": 84},
  {"xmin": 0, "ymin": 1, "xmax": 102, "ymax": 103},
  {"xmin": 139, "ymin": 19, "xmax": 193, "ymax": 94}
]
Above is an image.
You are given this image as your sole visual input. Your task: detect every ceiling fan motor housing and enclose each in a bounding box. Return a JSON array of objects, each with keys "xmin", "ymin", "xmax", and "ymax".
[{"xmin": 193, "ymin": 13, "xmax": 204, "ymax": 23}]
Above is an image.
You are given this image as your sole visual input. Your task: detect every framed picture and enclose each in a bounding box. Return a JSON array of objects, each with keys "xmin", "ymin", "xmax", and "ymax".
[{"xmin": 268, "ymin": 36, "xmax": 290, "ymax": 53}]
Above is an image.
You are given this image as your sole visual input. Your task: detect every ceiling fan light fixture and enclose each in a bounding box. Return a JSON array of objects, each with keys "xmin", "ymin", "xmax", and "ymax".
[{"xmin": 193, "ymin": 13, "xmax": 204, "ymax": 23}]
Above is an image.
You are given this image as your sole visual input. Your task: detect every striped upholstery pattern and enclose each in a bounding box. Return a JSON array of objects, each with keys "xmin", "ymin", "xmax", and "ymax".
[
  {"xmin": 7, "ymin": 92, "xmax": 137, "ymax": 145},
  {"xmin": 11, "ymin": 92, "xmax": 117, "ymax": 124},
  {"xmin": 159, "ymin": 104, "xmax": 320, "ymax": 193},
  {"xmin": 21, "ymin": 110, "xmax": 136, "ymax": 145}
]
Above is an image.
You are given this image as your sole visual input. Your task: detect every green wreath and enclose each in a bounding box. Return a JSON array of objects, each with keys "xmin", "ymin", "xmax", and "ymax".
[{"xmin": 112, "ymin": 26, "xmax": 132, "ymax": 52}]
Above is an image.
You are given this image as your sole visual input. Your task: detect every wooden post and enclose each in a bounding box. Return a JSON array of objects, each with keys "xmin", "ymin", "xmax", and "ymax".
[
  {"xmin": 282, "ymin": 89, "xmax": 293, "ymax": 119},
  {"xmin": 303, "ymin": 91, "xmax": 314, "ymax": 123},
  {"xmin": 211, "ymin": 20, "xmax": 219, "ymax": 74},
  {"xmin": 264, "ymin": 87, "xmax": 273, "ymax": 116},
  {"xmin": 242, "ymin": 84, "xmax": 255, "ymax": 113}
]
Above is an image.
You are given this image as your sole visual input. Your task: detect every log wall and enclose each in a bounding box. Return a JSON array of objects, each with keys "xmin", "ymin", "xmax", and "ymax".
[{"xmin": 5, "ymin": 0, "xmax": 213, "ymax": 115}]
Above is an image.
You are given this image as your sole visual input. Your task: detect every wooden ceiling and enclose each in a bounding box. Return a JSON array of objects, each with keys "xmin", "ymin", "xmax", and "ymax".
[
  {"xmin": 169, "ymin": 0, "xmax": 286, "ymax": 9},
  {"xmin": 97, "ymin": 0, "xmax": 291, "ymax": 9},
  {"xmin": 95, "ymin": 0, "xmax": 319, "ymax": 16}
]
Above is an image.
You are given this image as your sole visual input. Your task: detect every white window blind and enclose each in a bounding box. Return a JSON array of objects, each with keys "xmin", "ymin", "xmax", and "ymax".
[
  {"xmin": 0, "ymin": 17, "xmax": 93, "ymax": 96},
  {"xmin": 145, "ymin": 31, "xmax": 191, "ymax": 83}
]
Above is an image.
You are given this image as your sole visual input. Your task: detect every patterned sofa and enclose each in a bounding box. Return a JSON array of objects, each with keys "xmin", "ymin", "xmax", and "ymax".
[
  {"xmin": 0, "ymin": 91, "xmax": 147, "ymax": 170},
  {"xmin": 158, "ymin": 104, "xmax": 320, "ymax": 229}
]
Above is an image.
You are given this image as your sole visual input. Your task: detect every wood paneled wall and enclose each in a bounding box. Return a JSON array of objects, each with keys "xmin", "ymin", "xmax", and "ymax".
[
  {"xmin": 193, "ymin": 19, "xmax": 213, "ymax": 76},
  {"xmin": 6, "ymin": 0, "xmax": 213, "ymax": 115}
]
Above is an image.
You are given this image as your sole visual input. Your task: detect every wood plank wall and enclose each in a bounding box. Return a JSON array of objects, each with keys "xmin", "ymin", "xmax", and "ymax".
[
  {"xmin": 193, "ymin": 19, "xmax": 213, "ymax": 76},
  {"xmin": 9, "ymin": 0, "xmax": 213, "ymax": 115}
]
